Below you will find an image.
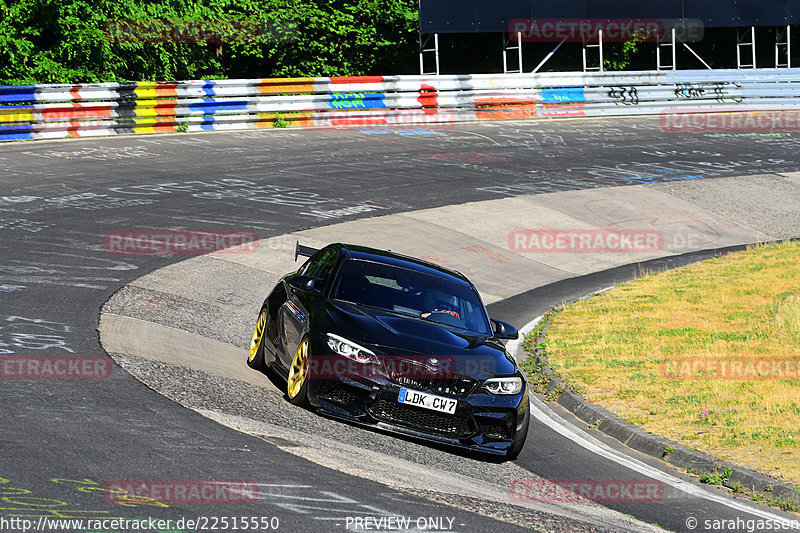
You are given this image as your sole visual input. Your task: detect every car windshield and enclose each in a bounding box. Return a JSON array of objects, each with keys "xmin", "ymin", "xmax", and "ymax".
[{"xmin": 332, "ymin": 259, "xmax": 492, "ymax": 335}]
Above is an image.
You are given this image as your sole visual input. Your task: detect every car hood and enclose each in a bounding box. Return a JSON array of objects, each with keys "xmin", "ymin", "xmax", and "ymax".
[{"xmin": 321, "ymin": 300, "xmax": 518, "ymax": 378}]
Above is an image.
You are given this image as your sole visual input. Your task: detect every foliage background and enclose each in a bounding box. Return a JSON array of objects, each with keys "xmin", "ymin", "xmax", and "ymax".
[
  {"xmin": 0, "ymin": 0, "xmax": 420, "ymax": 84},
  {"xmin": 2, "ymin": 1, "xmax": 791, "ymax": 84}
]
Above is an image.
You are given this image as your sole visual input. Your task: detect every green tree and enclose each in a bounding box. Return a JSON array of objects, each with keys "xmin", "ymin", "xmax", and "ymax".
[{"xmin": 0, "ymin": 0, "xmax": 419, "ymax": 84}]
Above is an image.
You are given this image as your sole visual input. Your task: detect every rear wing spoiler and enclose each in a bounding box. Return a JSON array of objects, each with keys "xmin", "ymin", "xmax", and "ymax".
[{"xmin": 294, "ymin": 241, "xmax": 319, "ymax": 262}]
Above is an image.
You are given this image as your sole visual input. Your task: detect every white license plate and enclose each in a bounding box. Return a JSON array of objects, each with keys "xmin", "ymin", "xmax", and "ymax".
[{"xmin": 398, "ymin": 388, "xmax": 457, "ymax": 415}]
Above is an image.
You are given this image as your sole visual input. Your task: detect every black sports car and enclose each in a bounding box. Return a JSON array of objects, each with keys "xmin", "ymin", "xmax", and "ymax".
[{"xmin": 247, "ymin": 243, "xmax": 529, "ymax": 458}]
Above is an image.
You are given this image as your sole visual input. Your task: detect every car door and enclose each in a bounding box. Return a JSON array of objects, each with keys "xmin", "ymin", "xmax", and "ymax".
[{"xmin": 278, "ymin": 247, "xmax": 339, "ymax": 367}]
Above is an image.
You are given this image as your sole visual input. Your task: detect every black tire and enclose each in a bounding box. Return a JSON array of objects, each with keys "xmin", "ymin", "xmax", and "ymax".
[{"xmin": 247, "ymin": 308, "xmax": 268, "ymax": 371}]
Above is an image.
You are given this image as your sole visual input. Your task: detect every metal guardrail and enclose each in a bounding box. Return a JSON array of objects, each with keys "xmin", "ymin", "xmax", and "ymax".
[{"xmin": 1, "ymin": 68, "xmax": 799, "ymax": 142}]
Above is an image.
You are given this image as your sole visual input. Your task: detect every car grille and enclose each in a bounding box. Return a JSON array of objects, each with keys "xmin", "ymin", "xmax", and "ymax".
[
  {"xmin": 391, "ymin": 375, "xmax": 476, "ymax": 397},
  {"xmin": 386, "ymin": 361, "xmax": 477, "ymax": 398},
  {"xmin": 369, "ymin": 395, "xmax": 471, "ymax": 437}
]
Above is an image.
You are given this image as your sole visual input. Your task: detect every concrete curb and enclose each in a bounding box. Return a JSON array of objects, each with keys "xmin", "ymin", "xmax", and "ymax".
[
  {"xmin": 520, "ymin": 245, "xmax": 800, "ymax": 507},
  {"xmin": 553, "ymin": 387, "xmax": 800, "ymax": 504}
]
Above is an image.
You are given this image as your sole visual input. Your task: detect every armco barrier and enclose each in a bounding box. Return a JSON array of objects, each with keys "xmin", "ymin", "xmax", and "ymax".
[{"xmin": 1, "ymin": 69, "xmax": 799, "ymax": 141}]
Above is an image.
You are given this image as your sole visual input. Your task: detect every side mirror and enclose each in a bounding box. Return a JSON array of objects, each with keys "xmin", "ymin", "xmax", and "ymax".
[
  {"xmin": 490, "ymin": 319, "xmax": 519, "ymax": 340},
  {"xmin": 289, "ymin": 275, "xmax": 322, "ymax": 295}
]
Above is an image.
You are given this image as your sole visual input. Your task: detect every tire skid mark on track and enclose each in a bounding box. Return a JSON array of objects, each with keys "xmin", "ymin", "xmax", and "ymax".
[
  {"xmin": 100, "ymin": 172, "xmax": 800, "ymax": 531},
  {"xmin": 3, "ymin": 119, "xmax": 800, "ymax": 532}
]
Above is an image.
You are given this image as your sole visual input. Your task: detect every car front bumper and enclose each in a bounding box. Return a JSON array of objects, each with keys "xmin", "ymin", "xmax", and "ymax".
[{"xmin": 308, "ymin": 371, "xmax": 529, "ymax": 456}]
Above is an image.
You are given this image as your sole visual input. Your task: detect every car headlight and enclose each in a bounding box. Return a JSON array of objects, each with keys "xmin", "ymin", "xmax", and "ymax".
[
  {"xmin": 484, "ymin": 377, "xmax": 522, "ymax": 395},
  {"xmin": 326, "ymin": 333, "xmax": 375, "ymax": 363}
]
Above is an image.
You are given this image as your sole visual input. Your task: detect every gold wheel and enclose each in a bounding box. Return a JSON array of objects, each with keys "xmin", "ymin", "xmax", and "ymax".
[
  {"xmin": 287, "ymin": 338, "xmax": 309, "ymax": 400},
  {"xmin": 248, "ymin": 309, "xmax": 267, "ymax": 368}
]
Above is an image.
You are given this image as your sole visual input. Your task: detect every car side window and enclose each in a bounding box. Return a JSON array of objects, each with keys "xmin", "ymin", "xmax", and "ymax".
[{"xmin": 302, "ymin": 248, "xmax": 339, "ymax": 281}]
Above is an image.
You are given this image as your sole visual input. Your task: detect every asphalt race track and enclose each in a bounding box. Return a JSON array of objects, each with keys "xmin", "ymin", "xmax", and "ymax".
[{"xmin": 1, "ymin": 118, "xmax": 800, "ymax": 533}]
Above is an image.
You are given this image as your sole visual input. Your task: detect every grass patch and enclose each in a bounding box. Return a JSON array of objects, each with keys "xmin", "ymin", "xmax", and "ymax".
[
  {"xmin": 272, "ymin": 113, "xmax": 290, "ymax": 128},
  {"xmin": 774, "ymin": 292, "xmax": 800, "ymax": 343},
  {"xmin": 522, "ymin": 241, "xmax": 800, "ymax": 483},
  {"xmin": 699, "ymin": 467, "xmax": 732, "ymax": 486}
]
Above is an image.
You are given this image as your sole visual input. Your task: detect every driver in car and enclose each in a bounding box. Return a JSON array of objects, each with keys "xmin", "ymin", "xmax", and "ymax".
[{"xmin": 421, "ymin": 290, "xmax": 461, "ymax": 320}]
